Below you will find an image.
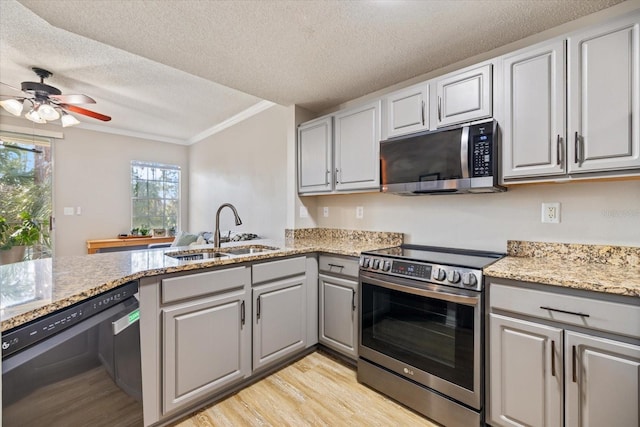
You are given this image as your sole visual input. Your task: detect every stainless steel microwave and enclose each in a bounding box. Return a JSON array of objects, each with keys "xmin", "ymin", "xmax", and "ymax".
[{"xmin": 380, "ymin": 119, "xmax": 505, "ymax": 195}]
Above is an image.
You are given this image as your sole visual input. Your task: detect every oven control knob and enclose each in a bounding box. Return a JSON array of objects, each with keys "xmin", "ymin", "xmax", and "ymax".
[
  {"xmin": 382, "ymin": 261, "xmax": 391, "ymax": 272},
  {"xmin": 434, "ymin": 267, "xmax": 446, "ymax": 281},
  {"xmin": 361, "ymin": 257, "xmax": 371, "ymax": 268},
  {"xmin": 462, "ymin": 273, "xmax": 478, "ymax": 287},
  {"xmin": 372, "ymin": 259, "xmax": 380, "ymax": 270},
  {"xmin": 447, "ymin": 270, "xmax": 461, "ymax": 284}
]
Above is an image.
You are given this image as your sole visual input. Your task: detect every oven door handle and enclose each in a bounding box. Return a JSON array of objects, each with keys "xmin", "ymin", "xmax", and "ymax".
[{"xmin": 363, "ymin": 276, "xmax": 480, "ymax": 307}]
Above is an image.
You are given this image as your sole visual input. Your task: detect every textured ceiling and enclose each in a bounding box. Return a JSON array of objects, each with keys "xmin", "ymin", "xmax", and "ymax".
[{"xmin": 1, "ymin": 0, "xmax": 627, "ymax": 144}]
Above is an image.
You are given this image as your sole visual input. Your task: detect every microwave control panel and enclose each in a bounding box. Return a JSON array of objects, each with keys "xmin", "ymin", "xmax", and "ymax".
[{"xmin": 471, "ymin": 133, "xmax": 492, "ymax": 177}]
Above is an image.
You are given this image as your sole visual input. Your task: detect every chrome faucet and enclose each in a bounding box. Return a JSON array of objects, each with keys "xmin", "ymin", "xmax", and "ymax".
[{"xmin": 214, "ymin": 203, "xmax": 243, "ymax": 247}]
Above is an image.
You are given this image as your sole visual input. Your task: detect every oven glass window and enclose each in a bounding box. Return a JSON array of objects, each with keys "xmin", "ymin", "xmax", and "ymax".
[{"xmin": 361, "ymin": 282, "xmax": 475, "ymax": 391}]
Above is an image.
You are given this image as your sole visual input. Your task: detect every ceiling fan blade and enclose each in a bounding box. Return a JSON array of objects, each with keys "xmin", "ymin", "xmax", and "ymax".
[
  {"xmin": 60, "ymin": 104, "xmax": 111, "ymax": 122},
  {"xmin": 0, "ymin": 81, "xmax": 33, "ymax": 98},
  {"xmin": 50, "ymin": 94, "xmax": 96, "ymax": 104}
]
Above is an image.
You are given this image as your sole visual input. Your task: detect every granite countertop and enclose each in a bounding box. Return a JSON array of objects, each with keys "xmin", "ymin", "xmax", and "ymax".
[
  {"xmin": 1, "ymin": 228, "xmax": 403, "ymax": 332},
  {"xmin": 484, "ymin": 241, "xmax": 640, "ymax": 297}
]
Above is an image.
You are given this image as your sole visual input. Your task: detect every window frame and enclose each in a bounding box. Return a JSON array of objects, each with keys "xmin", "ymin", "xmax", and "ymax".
[{"xmin": 130, "ymin": 160, "xmax": 181, "ymax": 233}]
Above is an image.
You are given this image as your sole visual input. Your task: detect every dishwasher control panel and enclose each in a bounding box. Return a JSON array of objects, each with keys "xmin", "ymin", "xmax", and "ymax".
[{"xmin": 2, "ymin": 280, "xmax": 138, "ymax": 358}]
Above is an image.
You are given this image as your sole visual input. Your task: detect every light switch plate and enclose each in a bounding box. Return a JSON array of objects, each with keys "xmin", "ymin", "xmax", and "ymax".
[
  {"xmin": 299, "ymin": 206, "xmax": 309, "ymax": 218},
  {"xmin": 63, "ymin": 207, "xmax": 74, "ymax": 216},
  {"xmin": 356, "ymin": 206, "xmax": 364, "ymax": 219}
]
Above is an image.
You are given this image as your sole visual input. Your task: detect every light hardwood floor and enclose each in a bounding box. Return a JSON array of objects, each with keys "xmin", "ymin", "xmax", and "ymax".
[{"xmin": 175, "ymin": 351, "xmax": 440, "ymax": 427}]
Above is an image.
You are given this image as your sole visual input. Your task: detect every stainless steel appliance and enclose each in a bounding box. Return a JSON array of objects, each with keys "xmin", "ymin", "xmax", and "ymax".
[
  {"xmin": 2, "ymin": 281, "xmax": 143, "ymax": 427},
  {"xmin": 380, "ymin": 119, "xmax": 505, "ymax": 194},
  {"xmin": 358, "ymin": 245, "xmax": 503, "ymax": 426}
]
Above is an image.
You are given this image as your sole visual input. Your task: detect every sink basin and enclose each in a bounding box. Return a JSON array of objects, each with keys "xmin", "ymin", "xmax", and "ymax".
[
  {"xmin": 167, "ymin": 251, "xmax": 230, "ymax": 261},
  {"xmin": 224, "ymin": 246, "xmax": 278, "ymax": 256},
  {"xmin": 166, "ymin": 245, "xmax": 279, "ymax": 261}
]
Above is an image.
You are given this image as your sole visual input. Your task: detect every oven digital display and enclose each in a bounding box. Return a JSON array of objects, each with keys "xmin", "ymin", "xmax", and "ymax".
[{"xmin": 391, "ymin": 261, "xmax": 432, "ymax": 279}]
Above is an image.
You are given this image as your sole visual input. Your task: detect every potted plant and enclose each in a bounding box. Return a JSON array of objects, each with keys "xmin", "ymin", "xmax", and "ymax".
[
  {"xmin": 139, "ymin": 225, "xmax": 150, "ymax": 236},
  {"xmin": 0, "ymin": 212, "xmax": 41, "ymax": 265}
]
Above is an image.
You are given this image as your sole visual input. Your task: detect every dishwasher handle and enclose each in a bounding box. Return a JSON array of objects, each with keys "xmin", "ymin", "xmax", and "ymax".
[{"xmin": 112, "ymin": 302, "xmax": 140, "ymax": 335}]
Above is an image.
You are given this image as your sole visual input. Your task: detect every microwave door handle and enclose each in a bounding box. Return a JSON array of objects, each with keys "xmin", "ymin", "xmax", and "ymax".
[{"xmin": 460, "ymin": 126, "xmax": 470, "ymax": 179}]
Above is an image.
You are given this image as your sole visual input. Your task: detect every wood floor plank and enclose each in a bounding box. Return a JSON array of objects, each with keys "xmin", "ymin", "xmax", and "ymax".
[{"xmin": 174, "ymin": 351, "xmax": 440, "ymax": 427}]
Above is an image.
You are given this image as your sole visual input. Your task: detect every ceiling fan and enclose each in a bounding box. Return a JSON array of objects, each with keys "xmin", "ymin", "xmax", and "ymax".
[{"xmin": 0, "ymin": 67, "xmax": 111, "ymax": 127}]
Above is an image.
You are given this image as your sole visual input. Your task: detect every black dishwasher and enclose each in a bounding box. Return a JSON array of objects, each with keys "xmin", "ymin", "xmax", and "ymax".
[{"xmin": 2, "ymin": 280, "xmax": 143, "ymax": 427}]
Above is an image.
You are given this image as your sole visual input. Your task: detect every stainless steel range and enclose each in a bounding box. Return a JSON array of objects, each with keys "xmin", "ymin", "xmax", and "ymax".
[{"xmin": 357, "ymin": 245, "xmax": 503, "ymax": 427}]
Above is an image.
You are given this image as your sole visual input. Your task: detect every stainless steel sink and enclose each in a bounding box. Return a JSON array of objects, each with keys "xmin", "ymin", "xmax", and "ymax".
[
  {"xmin": 167, "ymin": 251, "xmax": 230, "ymax": 261},
  {"xmin": 166, "ymin": 245, "xmax": 279, "ymax": 261},
  {"xmin": 224, "ymin": 246, "xmax": 278, "ymax": 256}
]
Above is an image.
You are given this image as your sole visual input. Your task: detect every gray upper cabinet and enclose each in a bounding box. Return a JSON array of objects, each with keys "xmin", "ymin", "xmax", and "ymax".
[
  {"xmin": 298, "ymin": 116, "xmax": 333, "ymax": 194},
  {"xmin": 334, "ymin": 100, "xmax": 382, "ymax": 192},
  {"xmin": 383, "ymin": 83, "xmax": 429, "ymax": 139},
  {"xmin": 502, "ymin": 39, "xmax": 566, "ymax": 179},
  {"xmin": 436, "ymin": 63, "xmax": 492, "ymax": 128},
  {"xmin": 567, "ymin": 15, "xmax": 640, "ymax": 174}
]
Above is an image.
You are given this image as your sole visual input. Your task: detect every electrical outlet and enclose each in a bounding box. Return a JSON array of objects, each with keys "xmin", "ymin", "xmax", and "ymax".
[
  {"xmin": 356, "ymin": 206, "xmax": 364, "ymax": 219},
  {"xmin": 541, "ymin": 202, "xmax": 560, "ymax": 223},
  {"xmin": 323, "ymin": 207, "xmax": 329, "ymax": 217}
]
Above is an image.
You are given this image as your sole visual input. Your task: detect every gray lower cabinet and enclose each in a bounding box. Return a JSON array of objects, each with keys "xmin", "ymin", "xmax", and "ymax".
[
  {"xmin": 318, "ymin": 255, "xmax": 359, "ymax": 359},
  {"xmin": 160, "ymin": 266, "xmax": 251, "ymax": 415},
  {"xmin": 252, "ymin": 256, "xmax": 308, "ymax": 371},
  {"xmin": 488, "ymin": 279, "xmax": 640, "ymax": 427}
]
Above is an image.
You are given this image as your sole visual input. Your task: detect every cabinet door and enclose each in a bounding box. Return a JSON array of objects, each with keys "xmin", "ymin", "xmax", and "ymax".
[
  {"xmin": 436, "ymin": 64, "xmax": 492, "ymax": 127},
  {"xmin": 568, "ymin": 16, "xmax": 640, "ymax": 173},
  {"xmin": 253, "ymin": 276, "xmax": 306, "ymax": 371},
  {"xmin": 565, "ymin": 331, "xmax": 640, "ymax": 427},
  {"xmin": 298, "ymin": 116, "xmax": 333, "ymax": 193},
  {"xmin": 334, "ymin": 100, "xmax": 381, "ymax": 191},
  {"xmin": 502, "ymin": 40, "xmax": 566, "ymax": 179},
  {"xmin": 489, "ymin": 314, "xmax": 563, "ymax": 427},
  {"xmin": 162, "ymin": 290, "xmax": 249, "ymax": 414},
  {"xmin": 319, "ymin": 274, "xmax": 357, "ymax": 358},
  {"xmin": 384, "ymin": 83, "xmax": 429, "ymax": 138}
]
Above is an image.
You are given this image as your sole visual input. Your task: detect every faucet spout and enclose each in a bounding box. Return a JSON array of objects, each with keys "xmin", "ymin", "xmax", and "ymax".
[{"xmin": 214, "ymin": 203, "xmax": 243, "ymax": 247}]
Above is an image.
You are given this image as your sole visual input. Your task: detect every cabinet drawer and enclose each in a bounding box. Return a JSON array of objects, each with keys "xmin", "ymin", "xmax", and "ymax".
[
  {"xmin": 162, "ymin": 266, "xmax": 249, "ymax": 304},
  {"xmin": 490, "ymin": 282, "xmax": 640, "ymax": 339},
  {"xmin": 252, "ymin": 256, "xmax": 306, "ymax": 284},
  {"xmin": 319, "ymin": 255, "xmax": 359, "ymax": 278}
]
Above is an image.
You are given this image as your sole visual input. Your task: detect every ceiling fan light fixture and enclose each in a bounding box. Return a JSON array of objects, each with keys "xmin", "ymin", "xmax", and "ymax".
[
  {"xmin": 25, "ymin": 107, "xmax": 46, "ymax": 124},
  {"xmin": 0, "ymin": 98, "xmax": 24, "ymax": 116},
  {"xmin": 38, "ymin": 103, "xmax": 60, "ymax": 121},
  {"xmin": 61, "ymin": 111, "xmax": 80, "ymax": 127}
]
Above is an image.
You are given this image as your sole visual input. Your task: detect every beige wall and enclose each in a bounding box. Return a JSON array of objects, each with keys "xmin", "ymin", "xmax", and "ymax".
[
  {"xmin": 310, "ymin": 180, "xmax": 640, "ymax": 252},
  {"xmin": 1, "ymin": 115, "xmax": 189, "ymax": 256},
  {"xmin": 189, "ymin": 104, "xmax": 289, "ymax": 239}
]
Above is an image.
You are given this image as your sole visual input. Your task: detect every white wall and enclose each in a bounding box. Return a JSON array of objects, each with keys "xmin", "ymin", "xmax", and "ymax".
[
  {"xmin": 1, "ymin": 115, "xmax": 190, "ymax": 256},
  {"xmin": 189, "ymin": 104, "xmax": 289, "ymax": 239},
  {"xmin": 310, "ymin": 180, "xmax": 640, "ymax": 252}
]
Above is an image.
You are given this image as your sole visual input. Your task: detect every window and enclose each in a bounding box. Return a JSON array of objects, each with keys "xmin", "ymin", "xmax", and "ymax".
[
  {"xmin": 131, "ymin": 161, "xmax": 180, "ymax": 232},
  {"xmin": 0, "ymin": 132, "xmax": 53, "ymax": 261}
]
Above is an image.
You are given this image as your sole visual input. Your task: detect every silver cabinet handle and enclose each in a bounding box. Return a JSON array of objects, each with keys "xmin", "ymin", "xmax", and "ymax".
[
  {"xmin": 556, "ymin": 135, "xmax": 562, "ymax": 165},
  {"xmin": 421, "ymin": 100, "xmax": 425, "ymax": 126},
  {"xmin": 256, "ymin": 296, "xmax": 261, "ymax": 320},
  {"xmin": 241, "ymin": 300, "xmax": 245, "ymax": 327},
  {"xmin": 551, "ymin": 340, "xmax": 556, "ymax": 377},
  {"xmin": 540, "ymin": 306, "xmax": 590, "ymax": 317},
  {"xmin": 335, "ymin": 168, "xmax": 340, "ymax": 184},
  {"xmin": 574, "ymin": 131, "xmax": 580, "ymax": 164},
  {"xmin": 572, "ymin": 345, "xmax": 577, "ymax": 383},
  {"xmin": 327, "ymin": 263, "xmax": 344, "ymax": 271},
  {"xmin": 351, "ymin": 289, "xmax": 356, "ymax": 311},
  {"xmin": 437, "ymin": 96, "xmax": 442, "ymax": 122},
  {"xmin": 325, "ymin": 170, "xmax": 330, "ymax": 185}
]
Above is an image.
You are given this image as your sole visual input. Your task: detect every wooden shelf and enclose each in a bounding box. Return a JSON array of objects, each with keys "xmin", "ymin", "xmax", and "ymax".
[{"xmin": 86, "ymin": 236, "xmax": 175, "ymax": 254}]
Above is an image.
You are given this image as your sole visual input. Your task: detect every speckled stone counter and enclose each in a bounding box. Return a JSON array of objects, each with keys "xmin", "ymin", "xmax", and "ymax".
[
  {"xmin": 1, "ymin": 229, "xmax": 403, "ymax": 332},
  {"xmin": 484, "ymin": 241, "xmax": 640, "ymax": 297}
]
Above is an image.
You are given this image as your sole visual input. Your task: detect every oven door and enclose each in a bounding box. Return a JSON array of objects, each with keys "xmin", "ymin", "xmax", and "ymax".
[{"xmin": 359, "ymin": 270, "xmax": 482, "ymax": 409}]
